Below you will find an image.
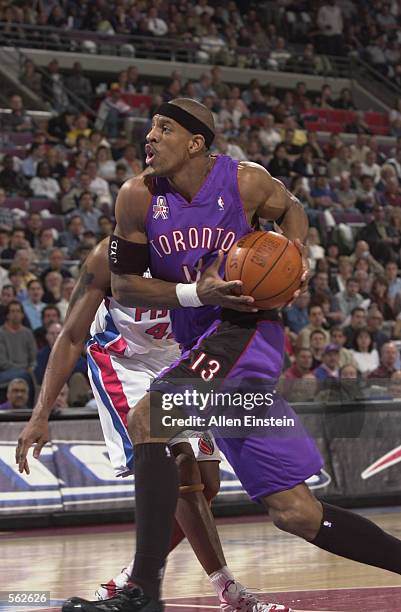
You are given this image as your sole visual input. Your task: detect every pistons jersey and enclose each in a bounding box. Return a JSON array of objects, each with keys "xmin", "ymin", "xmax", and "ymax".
[
  {"xmin": 145, "ymin": 154, "xmax": 253, "ymax": 349},
  {"xmin": 90, "ymin": 297, "xmax": 177, "ymax": 357}
]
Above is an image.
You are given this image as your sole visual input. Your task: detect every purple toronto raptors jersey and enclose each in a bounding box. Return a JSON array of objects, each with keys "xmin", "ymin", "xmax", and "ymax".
[{"xmin": 145, "ymin": 154, "xmax": 253, "ymax": 348}]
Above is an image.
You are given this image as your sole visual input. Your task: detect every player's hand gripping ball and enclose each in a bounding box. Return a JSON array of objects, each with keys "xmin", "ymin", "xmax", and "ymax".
[{"xmin": 225, "ymin": 231, "xmax": 304, "ymax": 309}]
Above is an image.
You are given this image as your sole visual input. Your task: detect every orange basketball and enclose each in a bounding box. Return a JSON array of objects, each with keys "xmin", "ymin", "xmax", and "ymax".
[{"xmin": 225, "ymin": 231, "xmax": 303, "ymax": 309}]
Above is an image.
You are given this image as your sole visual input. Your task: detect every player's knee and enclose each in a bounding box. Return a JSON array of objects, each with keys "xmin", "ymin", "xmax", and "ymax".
[
  {"xmin": 201, "ymin": 469, "xmax": 220, "ymax": 502},
  {"xmin": 127, "ymin": 396, "xmax": 150, "ymax": 444},
  {"xmin": 269, "ymin": 499, "xmax": 321, "ymax": 540},
  {"xmin": 175, "ymin": 452, "xmax": 202, "ymax": 487}
]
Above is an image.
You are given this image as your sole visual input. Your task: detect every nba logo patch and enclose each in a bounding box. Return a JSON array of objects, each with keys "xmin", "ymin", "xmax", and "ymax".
[
  {"xmin": 218, "ymin": 196, "xmax": 224, "ymax": 210},
  {"xmin": 198, "ymin": 433, "xmax": 214, "ymax": 456},
  {"xmin": 153, "ymin": 196, "xmax": 169, "ymax": 220}
]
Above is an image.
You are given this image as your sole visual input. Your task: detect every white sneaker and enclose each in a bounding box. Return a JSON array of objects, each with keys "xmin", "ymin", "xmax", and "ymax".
[
  {"xmin": 220, "ymin": 580, "xmax": 293, "ymax": 612},
  {"xmin": 95, "ymin": 567, "xmax": 131, "ymax": 600}
]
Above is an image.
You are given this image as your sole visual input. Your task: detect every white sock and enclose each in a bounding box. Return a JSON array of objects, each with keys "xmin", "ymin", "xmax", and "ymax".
[{"xmin": 209, "ymin": 566, "xmax": 238, "ymax": 602}]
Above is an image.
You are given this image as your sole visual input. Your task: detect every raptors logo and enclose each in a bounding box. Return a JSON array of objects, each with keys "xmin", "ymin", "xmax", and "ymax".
[
  {"xmin": 198, "ymin": 433, "xmax": 215, "ymax": 456},
  {"xmin": 153, "ymin": 196, "xmax": 169, "ymax": 220}
]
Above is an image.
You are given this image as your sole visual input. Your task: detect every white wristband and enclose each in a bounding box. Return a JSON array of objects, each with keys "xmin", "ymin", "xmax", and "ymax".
[{"xmin": 176, "ymin": 283, "xmax": 203, "ymax": 307}]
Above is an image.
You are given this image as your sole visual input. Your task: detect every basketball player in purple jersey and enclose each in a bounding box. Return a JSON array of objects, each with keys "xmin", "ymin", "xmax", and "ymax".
[{"xmin": 63, "ymin": 99, "xmax": 401, "ymax": 612}]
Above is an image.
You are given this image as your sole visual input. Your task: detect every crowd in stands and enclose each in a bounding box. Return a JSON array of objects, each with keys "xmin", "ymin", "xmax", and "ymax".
[
  {"xmin": 2, "ymin": 0, "xmax": 401, "ymax": 77},
  {"xmin": 2, "ymin": 56, "xmax": 401, "ymax": 409}
]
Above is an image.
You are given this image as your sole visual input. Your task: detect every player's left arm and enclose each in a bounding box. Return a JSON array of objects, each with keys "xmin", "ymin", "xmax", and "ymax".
[
  {"xmin": 238, "ymin": 162, "xmax": 309, "ymax": 242},
  {"xmin": 238, "ymin": 162, "xmax": 310, "ymax": 294}
]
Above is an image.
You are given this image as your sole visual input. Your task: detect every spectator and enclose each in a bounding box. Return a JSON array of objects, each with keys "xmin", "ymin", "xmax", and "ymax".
[
  {"xmin": 40, "ymin": 248, "xmax": 72, "ymax": 281},
  {"xmin": 34, "ymin": 304, "xmax": 61, "ymax": 350},
  {"xmin": 366, "ymin": 307, "xmax": 390, "ymax": 351},
  {"xmin": 199, "ymin": 23, "xmax": 226, "ymax": 63},
  {"xmin": 267, "ymin": 143, "xmax": 292, "ymax": 177},
  {"xmin": 86, "ymin": 160, "xmax": 112, "ymax": 209},
  {"xmin": 314, "ymin": 344, "xmax": 341, "ymax": 382},
  {"xmin": 355, "ymin": 175, "xmax": 377, "ymax": 213},
  {"xmin": 336, "ymin": 277, "xmax": 365, "ymax": 318},
  {"xmin": 12, "ymin": 249, "xmax": 37, "ymax": 289},
  {"xmin": 147, "ymin": 7, "xmax": 168, "ymax": 36},
  {"xmin": 310, "ymin": 329, "xmax": 327, "ymax": 368},
  {"xmin": 25, "ymin": 212, "xmax": 43, "ymax": 249},
  {"xmin": 297, "ymin": 304, "xmax": 330, "ymax": 348},
  {"xmin": 0, "ymin": 285, "xmax": 16, "ymax": 325},
  {"xmin": 36, "ymin": 228, "xmax": 56, "ymax": 260},
  {"xmin": 0, "ymin": 300, "xmax": 36, "ymax": 389},
  {"xmin": 29, "ymin": 161, "xmax": 61, "ymax": 200},
  {"xmin": 285, "ymin": 348, "xmax": 315, "ymax": 380},
  {"xmin": 21, "ymin": 143, "xmax": 46, "ymax": 178},
  {"xmin": 96, "ymin": 147, "xmax": 116, "ymax": 181},
  {"xmin": 214, "ymin": 135, "xmax": 247, "ymax": 162},
  {"xmin": 66, "ymin": 62, "xmax": 92, "ymax": 105},
  {"xmin": 0, "ymin": 378, "xmax": 29, "ymax": 411},
  {"xmin": 343, "ymin": 306, "xmax": 367, "ymax": 347},
  {"xmin": 116, "ymin": 145, "xmax": 143, "ymax": 178},
  {"xmin": 42, "ymin": 270, "xmax": 63, "ymax": 305},
  {"xmin": 329, "ymin": 326, "xmax": 357, "ymax": 368},
  {"xmin": 21, "ymin": 60, "xmax": 42, "ymax": 97},
  {"xmin": 283, "ymin": 291, "xmax": 310, "ymax": 334},
  {"xmin": 351, "ymin": 328, "xmax": 380, "ymax": 376},
  {"xmin": 23, "ymin": 279, "xmax": 45, "ymax": 330},
  {"xmin": 54, "ymin": 383, "xmax": 69, "ymax": 411},
  {"xmin": 292, "ymin": 145, "xmax": 315, "ymax": 178},
  {"xmin": 370, "ymin": 276, "xmax": 395, "ymax": 320},
  {"xmin": 97, "ymin": 215, "xmax": 114, "ymax": 241},
  {"xmin": 361, "ymin": 151, "xmax": 381, "ymax": 184},
  {"xmin": 345, "ymin": 111, "xmax": 372, "ymax": 135},
  {"xmin": 317, "ymin": 0, "xmax": 344, "ymax": 55},
  {"xmin": 334, "ymin": 88, "xmax": 356, "ymax": 110},
  {"xmin": 95, "ymin": 83, "xmax": 132, "ymax": 138},
  {"xmin": 336, "ymin": 175, "xmax": 358, "ymax": 211},
  {"xmin": 57, "ymin": 215, "xmax": 84, "ymax": 255},
  {"xmin": 4, "ymin": 95, "xmax": 32, "ymax": 132},
  {"xmin": 385, "ymin": 260, "xmax": 401, "ymax": 301},
  {"xmin": 349, "ymin": 240, "xmax": 384, "ymax": 276},
  {"xmin": 368, "ymin": 341, "xmax": 399, "ymax": 379},
  {"xmin": 310, "ymin": 175, "xmax": 338, "ymax": 210},
  {"xmin": 257, "ymin": 114, "xmax": 282, "ymax": 153},
  {"xmin": 43, "ymin": 59, "xmax": 69, "ymax": 111},
  {"xmin": 328, "ymin": 146, "xmax": 351, "ymax": 179},
  {"xmin": 57, "ymin": 277, "xmax": 75, "ymax": 321},
  {"xmin": 0, "ymin": 154, "xmax": 29, "ymax": 195},
  {"xmin": 74, "ymin": 192, "xmax": 103, "ymax": 234},
  {"xmin": 331, "ymin": 256, "xmax": 353, "ymax": 293}
]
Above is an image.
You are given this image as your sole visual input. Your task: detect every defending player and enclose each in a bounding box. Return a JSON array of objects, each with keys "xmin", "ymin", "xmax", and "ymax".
[
  {"xmin": 62, "ymin": 98, "xmax": 401, "ymax": 612},
  {"xmin": 16, "ymin": 238, "xmax": 290, "ymax": 612}
]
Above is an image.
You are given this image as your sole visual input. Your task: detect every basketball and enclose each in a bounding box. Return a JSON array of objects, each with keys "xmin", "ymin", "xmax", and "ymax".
[{"xmin": 225, "ymin": 231, "xmax": 303, "ymax": 309}]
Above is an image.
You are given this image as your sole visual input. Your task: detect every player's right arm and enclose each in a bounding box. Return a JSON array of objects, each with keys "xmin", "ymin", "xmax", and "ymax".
[
  {"xmin": 111, "ymin": 177, "xmax": 256, "ymax": 312},
  {"xmin": 15, "ymin": 239, "xmax": 110, "ymax": 475}
]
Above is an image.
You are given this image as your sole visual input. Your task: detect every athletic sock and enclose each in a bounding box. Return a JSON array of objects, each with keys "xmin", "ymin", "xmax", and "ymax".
[
  {"xmin": 131, "ymin": 443, "xmax": 179, "ymax": 600},
  {"xmin": 209, "ymin": 566, "xmax": 236, "ymax": 602},
  {"xmin": 312, "ymin": 502, "xmax": 401, "ymax": 574}
]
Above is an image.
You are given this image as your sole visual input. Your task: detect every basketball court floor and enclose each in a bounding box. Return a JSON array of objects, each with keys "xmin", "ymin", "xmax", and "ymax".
[{"xmin": 2, "ymin": 508, "xmax": 401, "ymax": 612}]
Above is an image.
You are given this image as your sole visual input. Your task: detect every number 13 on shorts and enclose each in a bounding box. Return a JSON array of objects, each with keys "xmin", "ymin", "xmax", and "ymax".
[{"xmin": 190, "ymin": 352, "xmax": 221, "ymax": 381}]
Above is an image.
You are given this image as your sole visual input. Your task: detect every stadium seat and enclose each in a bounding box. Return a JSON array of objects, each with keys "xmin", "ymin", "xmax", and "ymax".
[
  {"xmin": 41, "ymin": 216, "xmax": 65, "ymax": 232},
  {"xmin": 28, "ymin": 198, "xmax": 57, "ymax": 214},
  {"xmin": 3, "ymin": 197, "xmax": 26, "ymax": 211}
]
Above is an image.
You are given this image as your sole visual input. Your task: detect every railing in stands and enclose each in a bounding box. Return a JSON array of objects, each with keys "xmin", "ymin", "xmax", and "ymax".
[
  {"xmin": 0, "ymin": 33, "xmax": 96, "ymax": 117},
  {"xmin": 0, "ymin": 22, "xmax": 400, "ymax": 108}
]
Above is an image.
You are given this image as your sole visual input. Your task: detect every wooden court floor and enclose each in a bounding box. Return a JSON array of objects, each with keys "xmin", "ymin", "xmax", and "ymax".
[{"xmin": 1, "ymin": 508, "xmax": 401, "ymax": 611}]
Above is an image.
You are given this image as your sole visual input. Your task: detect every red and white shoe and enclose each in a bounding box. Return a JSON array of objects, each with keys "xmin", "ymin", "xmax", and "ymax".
[
  {"xmin": 95, "ymin": 567, "xmax": 131, "ymax": 600},
  {"xmin": 220, "ymin": 580, "xmax": 293, "ymax": 612}
]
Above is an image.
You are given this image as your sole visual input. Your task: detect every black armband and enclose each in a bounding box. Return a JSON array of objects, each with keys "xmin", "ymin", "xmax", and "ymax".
[{"xmin": 109, "ymin": 235, "xmax": 150, "ymax": 275}]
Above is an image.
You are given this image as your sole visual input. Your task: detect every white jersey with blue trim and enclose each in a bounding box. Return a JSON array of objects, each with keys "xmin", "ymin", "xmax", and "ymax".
[{"xmin": 90, "ymin": 297, "xmax": 177, "ymax": 357}]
